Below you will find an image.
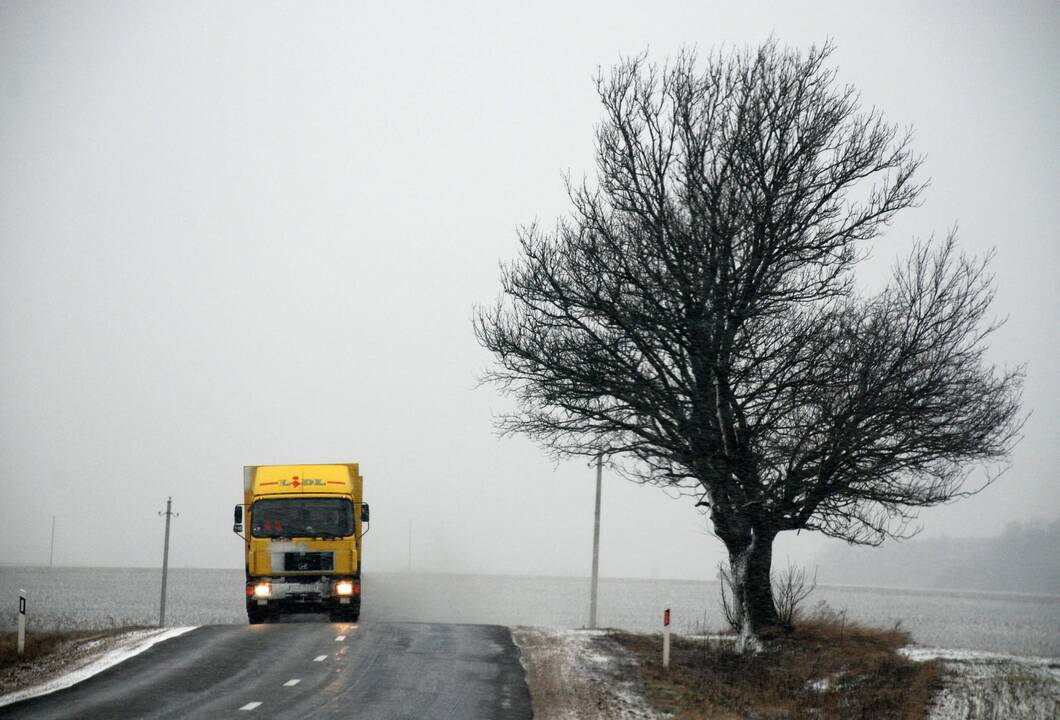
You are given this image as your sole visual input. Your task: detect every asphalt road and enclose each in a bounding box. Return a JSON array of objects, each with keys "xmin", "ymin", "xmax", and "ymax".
[{"xmin": 1, "ymin": 621, "xmax": 533, "ymax": 719}]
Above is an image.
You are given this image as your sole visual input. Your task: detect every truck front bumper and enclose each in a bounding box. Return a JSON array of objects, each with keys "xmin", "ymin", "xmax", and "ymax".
[{"xmin": 247, "ymin": 576, "xmax": 359, "ymax": 610}]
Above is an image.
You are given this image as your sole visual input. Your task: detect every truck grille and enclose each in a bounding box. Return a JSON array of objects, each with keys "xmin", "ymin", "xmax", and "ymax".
[{"xmin": 282, "ymin": 552, "xmax": 334, "ymax": 572}]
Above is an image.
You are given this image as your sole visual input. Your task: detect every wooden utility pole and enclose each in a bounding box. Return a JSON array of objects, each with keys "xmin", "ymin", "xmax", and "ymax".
[
  {"xmin": 589, "ymin": 453, "xmax": 602, "ymax": 629},
  {"xmin": 158, "ymin": 497, "xmax": 178, "ymax": 627}
]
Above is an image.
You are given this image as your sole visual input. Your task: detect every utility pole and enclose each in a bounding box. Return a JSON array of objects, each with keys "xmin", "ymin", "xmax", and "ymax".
[
  {"xmin": 158, "ymin": 497, "xmax": 178, "ymax": 627},
  {"xmin": 589, "ymin": 453, "xmax": 603, "ymax": 629},
  {"xmin": 408, "ymin": 520, "xmax": 412, "ymax": 573},
  {"xmin": 49, "ymin": 516, "xmax": 56, "ymax": 567}
]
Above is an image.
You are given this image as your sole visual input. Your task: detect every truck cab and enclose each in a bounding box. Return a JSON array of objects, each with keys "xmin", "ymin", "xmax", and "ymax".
[{"xmin": 234, "ymin": 463, "xmax": 369, "ymax": 624}]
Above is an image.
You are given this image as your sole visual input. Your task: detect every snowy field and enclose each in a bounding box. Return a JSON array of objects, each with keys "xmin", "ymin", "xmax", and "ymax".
[{"xmin": 1, "ymin": 567, "xmax": 1057, "ymax": 658}]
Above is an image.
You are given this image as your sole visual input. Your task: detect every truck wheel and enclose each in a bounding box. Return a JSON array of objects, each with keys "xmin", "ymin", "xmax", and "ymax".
[{"xmin": 248, "ymin": 608, "xmax": 267, "ymax": 625}]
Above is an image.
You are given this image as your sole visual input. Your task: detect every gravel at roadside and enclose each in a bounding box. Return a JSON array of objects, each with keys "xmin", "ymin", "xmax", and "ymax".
[{"xmin": 512, "ymin": 626, "xmax": 666, "ymax": 719}]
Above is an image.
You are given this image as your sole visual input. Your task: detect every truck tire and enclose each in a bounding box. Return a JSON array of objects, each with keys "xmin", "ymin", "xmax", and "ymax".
[{"xmin": 248, "ymin": 608, "xmax": 267, "ymax": 625}]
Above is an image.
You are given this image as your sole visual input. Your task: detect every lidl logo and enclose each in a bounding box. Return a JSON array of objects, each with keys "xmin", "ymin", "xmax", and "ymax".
[{"xmin": 279, "ymin": 478, "xmax": 325, "ymax": 488}]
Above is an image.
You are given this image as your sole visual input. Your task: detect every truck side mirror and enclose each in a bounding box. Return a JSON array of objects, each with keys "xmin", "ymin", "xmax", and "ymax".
[
  {"xmin": 233, "ymin": 505, "xmax": 243, "ymax": 534},
  {"xmin": 360, "ymin": 503, "xmax": 370, "ymax": 523}
]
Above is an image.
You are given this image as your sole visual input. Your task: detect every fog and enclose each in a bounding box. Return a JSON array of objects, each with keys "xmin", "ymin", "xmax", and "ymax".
[{"xmin": 1, "ymin": 1, "xmax": 1057, "ymax": 592}]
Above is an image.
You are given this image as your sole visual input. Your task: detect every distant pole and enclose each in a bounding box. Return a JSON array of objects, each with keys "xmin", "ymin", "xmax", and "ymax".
[
  {"xmin": 408, "ymin": 520, "xmax": 412, "ymax": 573},
  {"xmin": 158, "ymin": 497, "xmax": 178, "ymax": 627},
  {"xmin": 589, "ymin": 453, "xmax": 602, "ymax": 629},
  {"xmin": 49, "ymin": 516, "xmax": 56, "ymax": 567}
]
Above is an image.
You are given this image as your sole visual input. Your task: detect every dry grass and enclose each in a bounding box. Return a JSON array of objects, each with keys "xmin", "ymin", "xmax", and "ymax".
[
  {"xmin": 613, "ymin": 619, "xmax": 943, "ymax": 720},
  {"xmin": 0, "ymin": 627, "xmax": 148, "ymax": 673}
]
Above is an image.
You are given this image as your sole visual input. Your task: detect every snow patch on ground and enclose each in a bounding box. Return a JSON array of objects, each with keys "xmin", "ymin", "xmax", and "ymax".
[
  {"xmin": 512, "ymin": 627, "xmax": 666, "ymax": 719},
  {"xmin": 0, "ymin": 626, "xmax": 197, "ymax": 709},
  {"xmin": 512, "ymin": 628, "xmax": 1059, "ymax": 720},
  {"xmin": 807, "ymin": 674, "xmax": 839, "ymax": 693},
  {"xmin": 901, "ymin": 645, "xmax": 1060, "ymax": 719}
]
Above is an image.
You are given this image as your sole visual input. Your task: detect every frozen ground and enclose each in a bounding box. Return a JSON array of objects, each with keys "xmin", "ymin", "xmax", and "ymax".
[
  {"xmin": 515, "ymin": 627, "xmax": 1060, "ymax": 719},
  {"xmin": 512, "ymin": 627, "xmax": 664, "ymax": 719},
  {"xmin": 901, "ymin": 647, "xmax": 1060, "ymax": 719},
  {"xmin": 3, "ymin": 568, "xmax": 1058, "ymax": 657}
]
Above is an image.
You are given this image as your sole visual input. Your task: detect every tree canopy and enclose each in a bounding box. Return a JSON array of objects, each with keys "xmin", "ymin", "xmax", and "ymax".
[{"xmin": 475, "ymin": 40, "xmax": 1023, "ymax": 650}]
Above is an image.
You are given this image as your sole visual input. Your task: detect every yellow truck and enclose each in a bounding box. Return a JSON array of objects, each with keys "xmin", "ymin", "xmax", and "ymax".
[{"xmin": 233, "ymin": 463, "xmax": 369, "ymax": 624}]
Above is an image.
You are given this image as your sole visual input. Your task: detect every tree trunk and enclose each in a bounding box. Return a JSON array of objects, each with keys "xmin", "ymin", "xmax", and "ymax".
[{"xmin": 727, "ymin": 529, "xmax": 780, "ymax": 653}]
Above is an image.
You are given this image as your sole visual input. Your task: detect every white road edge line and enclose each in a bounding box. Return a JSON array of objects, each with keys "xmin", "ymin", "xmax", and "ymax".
[
  {"xmin": 335, "ymin": 635, "xmax": 346, "ymax": 641},
  {"xmin": 240, "ymin": 701, "xmax": 263, "ymax": 711},
  {"xmin": 0, "ymin": 626, "xmax": 199, "ymax": 709},
  {"xmin": 283, "ymin": 679, "xmax": 301, "ymax": 687},
  {"xmin": 313, "ymin": 655, "xmax": 328, "ymax": 662}
]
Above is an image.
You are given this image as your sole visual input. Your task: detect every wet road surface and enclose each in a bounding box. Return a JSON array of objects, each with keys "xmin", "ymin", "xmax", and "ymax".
[{"xmin": 0, "ymin": 621, "xmax": 532, "ymax": 719}]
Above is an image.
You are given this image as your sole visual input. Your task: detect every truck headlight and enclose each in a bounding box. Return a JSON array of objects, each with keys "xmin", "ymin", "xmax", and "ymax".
[
  {"xmin": 253, "ymin": 582, "xmax": 271, "ymax": 598},
  {"xmin": 336, "ymin": 580, "xmax": 355, "ymax": 596}
]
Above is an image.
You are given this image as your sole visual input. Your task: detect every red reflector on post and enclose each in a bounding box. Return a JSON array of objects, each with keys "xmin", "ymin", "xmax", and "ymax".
[{"xmin": 664, "ymin": 609, "xmax": 670, "ymax": 626}]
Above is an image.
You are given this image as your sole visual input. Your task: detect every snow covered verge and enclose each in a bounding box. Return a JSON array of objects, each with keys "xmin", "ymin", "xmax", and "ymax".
[
  {"xmin": 900, "ymin": 647, "xmax": 1059, "ymax": 720},
  {"xmin": 513, "ymin": 627, "xmax": 1059, "ymax": 720},
  {"xmin": 0, "ymin": 626, "xmax": 196, "ymax": 709},
  {"xmin": 511, "ymin": 627, "xmax": 666, "ymax": 719}
]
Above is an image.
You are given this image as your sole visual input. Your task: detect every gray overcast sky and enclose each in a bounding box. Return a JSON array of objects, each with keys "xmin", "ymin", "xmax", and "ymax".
[{"xmin": 1, "ymin": 1, "xmax": 1057, "ymax": 581}]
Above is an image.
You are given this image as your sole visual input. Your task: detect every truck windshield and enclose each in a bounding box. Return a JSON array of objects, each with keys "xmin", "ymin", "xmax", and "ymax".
[{"xmin": 251, "ymin": 498, "xmax": 354, "ymax": 539}]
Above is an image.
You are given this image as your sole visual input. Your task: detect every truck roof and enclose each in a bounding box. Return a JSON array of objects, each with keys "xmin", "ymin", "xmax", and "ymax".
[{"xmin": 243, "ymin": 463, "xmax": 363, "ymax": 502}]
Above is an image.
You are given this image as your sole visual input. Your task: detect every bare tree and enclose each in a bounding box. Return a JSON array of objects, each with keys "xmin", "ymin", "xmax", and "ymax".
[{"xmin": 474, "ymin": 40, "xmax": 1023, "ymax": 653}]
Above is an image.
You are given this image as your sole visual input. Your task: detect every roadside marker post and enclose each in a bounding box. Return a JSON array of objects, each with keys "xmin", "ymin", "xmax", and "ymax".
[
  {"xmin": 662, "ymin": 603, "xmax": 671, "ymax": 669},
  {"xmin": 17, "ymin": 589, "xmax": 26, "ymax": 656}
]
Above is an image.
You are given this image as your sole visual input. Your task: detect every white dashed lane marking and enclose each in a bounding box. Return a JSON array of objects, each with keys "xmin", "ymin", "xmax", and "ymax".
[
  {"xmin": 283, "ymin": 679, "xmax": 301, "ymax": 687},
  {"xmin": 313, "ymin": 655, "xmax": 327, "ymax": 662},
  {"xmin": 335, "ymin": 635, "xmax": 346, "ymax": 641},
  {"xmin": 239, "ymin": 701, "xmax": 262, "ymax": 711}
]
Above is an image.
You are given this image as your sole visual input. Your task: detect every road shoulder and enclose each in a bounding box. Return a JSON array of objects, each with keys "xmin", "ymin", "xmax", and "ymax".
[
  {"xmin": 0, "ymin": 627, "xmax": 196, "ymax": 708},
  {"xmin": 512, "ymin": 626, "xmax": 663, "ymax": 719}
]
